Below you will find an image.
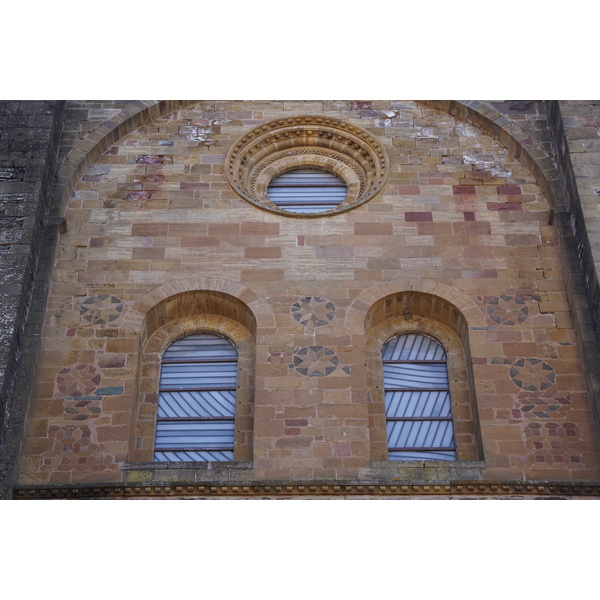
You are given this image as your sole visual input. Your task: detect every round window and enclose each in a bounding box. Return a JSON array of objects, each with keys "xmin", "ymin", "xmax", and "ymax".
[
  {"xmin": 225, "ymin": 116, "xmax": 390, "ymax": 218},
  {"xmin": 267, "ymin": 167, "xmax": 348, "ymax": 214}
]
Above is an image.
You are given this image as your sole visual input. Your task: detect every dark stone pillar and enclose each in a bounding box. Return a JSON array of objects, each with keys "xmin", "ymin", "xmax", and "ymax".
[
  {"xmin": 0, "ymin": 100, "xmax": 65, "ymax": 498},
  {"xmin": 544, "ymin": 100, "xmax": 600, "ymax": 446}
]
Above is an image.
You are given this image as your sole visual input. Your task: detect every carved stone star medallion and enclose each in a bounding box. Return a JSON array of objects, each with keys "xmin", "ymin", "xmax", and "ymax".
[
  {"xmin": 80, "ymin": 295, "xmax": 124, "ymax": 325},
  {"xmin": 510, "ymin": 358, "xmax": 556, "ymax": 391},
  {"xmin": 291, "ymin": 296, "xmax": 336, "ymax": 334},
  {"xmin": 293, "ymin": 346, "xmax": 339, "ymax": 377},
  {"xmin": 486, "ymin": 295, "xmax": 529, "ymax": 326}
]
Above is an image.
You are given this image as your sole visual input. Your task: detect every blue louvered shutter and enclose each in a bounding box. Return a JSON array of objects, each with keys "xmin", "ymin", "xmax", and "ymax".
[
  {"xmin": 154, "ymin": 333, "xmax": 237, "ymax": 462},
  {"xmin": 382, "ymin": 333, "xmax": 456, "ymax": 461},
  {"xmin": 267, "ymin": 168, "xmax": 347, "ymax": 214}
]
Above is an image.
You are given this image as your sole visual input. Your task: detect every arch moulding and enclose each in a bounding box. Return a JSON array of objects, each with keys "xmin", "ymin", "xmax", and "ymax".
[
  {"xmin": 54, "ymin": 100, "xmax": 565, "ymax": 219},
  {"xmin": 347, "ymin": 280, "xmax": 486, "ymax": 330},
  {"xmin": 122, "ymin": 277, "xmax": 275, "ymax": 334}
]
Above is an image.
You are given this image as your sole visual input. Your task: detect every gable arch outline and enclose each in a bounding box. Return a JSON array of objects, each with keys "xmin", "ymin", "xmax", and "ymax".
[{"xmin": 53, "ymin": 100, "xmax": 566, "ymax": 221}]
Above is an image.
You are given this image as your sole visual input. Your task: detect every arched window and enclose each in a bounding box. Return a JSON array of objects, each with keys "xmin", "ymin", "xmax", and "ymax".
[
  {"xmin": 154, "ymin": 333, "xmax": 237, "ymax": 462},
  {"xmin": 267, "ymin": 167, "xmax": 348, "ymax": 214},
  {"xmin": 382, "ymin": 333, "xmax": 456, "ymax": 461}
]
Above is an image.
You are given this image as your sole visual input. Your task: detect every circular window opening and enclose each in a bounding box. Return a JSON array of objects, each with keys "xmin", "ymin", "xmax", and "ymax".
[
  {"xmin": 225, "ymin": 116, "xmax": 390, "ymax": 217},
  {"xmin": 267, "ymin": 167, "xmax": 348, "ymax": 215}
]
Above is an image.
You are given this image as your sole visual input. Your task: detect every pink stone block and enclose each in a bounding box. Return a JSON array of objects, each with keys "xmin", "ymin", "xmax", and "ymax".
[
  {"xmin": 405, "ymin": 212, "xmax": 433, "ymax": 222},
  {"xmin": 497, "ymin": 185, "xmax": 521, "ymax": 195},
  {"xmin": 398, "ymin": 185, "xmax": 421, "ymax": 195},
  {"xmin": 453, "ymin": 185, "xmax": 476, "ymax": 195}
]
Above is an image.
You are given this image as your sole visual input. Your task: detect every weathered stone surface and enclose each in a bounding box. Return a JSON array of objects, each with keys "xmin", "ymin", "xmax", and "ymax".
[
  {"xmin": 0, "ymin": 100, "xmax": 65, "ymax": 498},
  {"xmin": 4, "ymin": 100, "xmax": 600, "ymax": 500}
]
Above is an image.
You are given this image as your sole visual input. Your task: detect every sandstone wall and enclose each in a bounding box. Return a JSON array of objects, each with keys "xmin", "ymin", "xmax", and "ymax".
[{"xmin": 13, "ymin": 101, "xmax": 600, "ymax": 497}]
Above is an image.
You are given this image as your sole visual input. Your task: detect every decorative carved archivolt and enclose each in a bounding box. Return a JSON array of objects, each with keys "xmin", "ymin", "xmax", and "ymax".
[{"xmin": 225, "ymin": 116, "xmax": 390, "ymax": 217}]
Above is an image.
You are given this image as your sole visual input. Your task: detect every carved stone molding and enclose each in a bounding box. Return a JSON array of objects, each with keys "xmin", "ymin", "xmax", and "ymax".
[
  {"xmin": 14, "ymin": 481, "xmax": 600, "ymax": 499},
  {"xmin": 225, "ymin": 116, "xmax": 390, "ymax": 217}
]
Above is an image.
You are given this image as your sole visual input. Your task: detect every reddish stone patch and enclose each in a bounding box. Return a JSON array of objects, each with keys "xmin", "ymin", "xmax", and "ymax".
[
  {"xmin": 453, "ymin": 185, "xmax": 476, "ymax": 195},
  {"xmin": 55, "ymin": 365, "xmax": 101, "ymax": 397},
  {"xmin": 398, "ymin": 185, "xmax": 421, "ymax": 195},
  {"xmin": 284, "ymin": 428, "xmax": 301, "ymax": 436},
  {"xmin": 497, "ymin": 185, "xmax": 521, "ymax": 195},
  {"xmin": 405, "ymin": 212, "xmax": 433, "ymax": 222},
  {"xmin": 285, "ymin": 419, "xmax": 309, "ymax": 427}
]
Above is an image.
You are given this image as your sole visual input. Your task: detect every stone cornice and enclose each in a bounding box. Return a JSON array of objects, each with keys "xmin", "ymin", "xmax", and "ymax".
[{"xmin": 13, "ymin": 481, "xmax": 600, "ymax": 499}]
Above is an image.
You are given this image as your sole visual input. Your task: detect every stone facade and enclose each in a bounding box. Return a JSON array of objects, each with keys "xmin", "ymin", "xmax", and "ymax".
[{"xmin": 3, "ymin": 100, "xmax": 600, "ymax": 499}]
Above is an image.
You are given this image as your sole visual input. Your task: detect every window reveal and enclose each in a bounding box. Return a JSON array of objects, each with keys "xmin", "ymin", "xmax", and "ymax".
[
  {"xmin": 154, "ymin": 333, "xmax": 237, "ymax": 462},
  {"xmin": 382, "ymin": 333, "xmax": 456, "ymax": 461}
]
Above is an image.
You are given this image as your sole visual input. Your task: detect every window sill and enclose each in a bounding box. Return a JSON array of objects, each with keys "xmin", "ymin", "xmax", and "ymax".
[
  {"xmin": 122, "ymin": 461, "xmax": 252, "ymax": 470},
  {"xmin": 366, "ymin": 460, "xmax": 486, "ymax": 483},
  {"xmin": 121, "ymin": 461, "xmax": 253, "ymax": 484}
]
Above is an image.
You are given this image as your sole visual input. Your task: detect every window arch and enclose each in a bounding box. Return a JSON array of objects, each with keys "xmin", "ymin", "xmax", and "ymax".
[
  {"xmin": 382, "ymin": 333, "xmax": 456, "ymax": 461},
  {"xmin": 130, "ymin": 289, "xmax": 257, "ymax": 464},
  {"xmin": 154, "ymin": 333, "xmax": 238, "ymax": 462},
  {"xmin": 365, "ymin": 291, "xmax": 483, "ymax": 463}
]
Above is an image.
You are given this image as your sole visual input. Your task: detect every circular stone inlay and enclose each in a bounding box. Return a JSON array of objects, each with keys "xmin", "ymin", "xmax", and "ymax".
[
  {"xmin": 486, "ymin": 295, "xmax": 529, "ymax": 326},
  {"xmin": 509, "ymin": 358, "xmax": 556, "ymax": 391},
  {"xmin": 55, "ymin": 364, "xmax": 102, "ymax": 397},
  {"xmin": 291, "ymin": 296, "xmax": 336, "ymax": 330},
  {"xmin": 80, "ymin": 295, "xmax": 124, "ymax": 325},
  {"xmin": 293, "ymin": 346, "xmax": 339, "ymax": 377}
]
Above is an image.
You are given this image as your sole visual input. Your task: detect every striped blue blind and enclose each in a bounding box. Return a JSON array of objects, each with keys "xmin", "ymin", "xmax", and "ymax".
[
  {"xmin": 382, "ymin": 334, "xmax": 456, "ymax": 461},
  {"xmin": 267, "ymin": 168, "xmax": 347, "ymax": 214},
  {"xmin": 154, "ymin": 333, "xmax": 237, "ymax": 462}
]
